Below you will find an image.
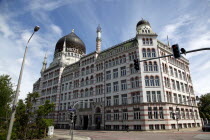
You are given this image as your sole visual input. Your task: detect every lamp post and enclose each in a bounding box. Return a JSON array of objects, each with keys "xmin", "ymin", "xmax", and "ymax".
[{"xmin": 6, "ymin": 26, "xmax": 40, "ymax": 140}]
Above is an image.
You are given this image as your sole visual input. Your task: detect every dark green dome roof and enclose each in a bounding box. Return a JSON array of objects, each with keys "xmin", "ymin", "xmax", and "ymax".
[
  {"xmin": 54, "ymin": 31, "xmax": 86, "ymax": 55},
  {"xmin": 136, "ymin": 19, "xmax": 151, "ymax": 27}
]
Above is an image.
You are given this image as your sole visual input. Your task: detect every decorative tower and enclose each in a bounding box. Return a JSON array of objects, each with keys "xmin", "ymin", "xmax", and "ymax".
[
  {"xmin": 40, "ymin": 53, "xmax": 47, "ymax": 75},
  {"xmin": 96, "ymin": 25, "xmax": 102, "ymax": 52}
]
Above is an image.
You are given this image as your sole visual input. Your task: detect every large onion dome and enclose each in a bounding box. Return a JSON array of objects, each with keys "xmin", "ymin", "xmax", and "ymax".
[{"xmin": 54, "ymin": 30, "xmax": 86, "ymax": 55}]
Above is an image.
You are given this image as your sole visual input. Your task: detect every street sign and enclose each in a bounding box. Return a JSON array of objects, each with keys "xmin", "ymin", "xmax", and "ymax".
[{"xmin": 68, "ymin": 108, "xmax": 76, "ymax": 111}]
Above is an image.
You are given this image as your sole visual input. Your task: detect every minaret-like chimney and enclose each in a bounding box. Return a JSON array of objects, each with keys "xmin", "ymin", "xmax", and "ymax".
[
  {"xmin": 40, "ymin": 53, "xmax": 47, "ymax": 74},
  {"xmin": 167, "ymin": 35, "xmax": 170, "ymax": 47},
  {"xmin": 96, "ymin": 25, "xmax": 102, "ymax": 52}
]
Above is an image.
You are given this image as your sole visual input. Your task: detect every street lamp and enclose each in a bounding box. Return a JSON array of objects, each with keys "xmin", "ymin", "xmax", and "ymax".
[{"xmin": 7, "ymin": 26, "xmax": 40, "ymax": 140}]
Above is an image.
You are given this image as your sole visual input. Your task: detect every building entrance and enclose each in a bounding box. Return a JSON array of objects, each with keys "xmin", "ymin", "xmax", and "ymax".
[
  {"xmin": 83, "ymin": 115, "xmax": 88, "ymax": 130},
  {"xmin": 95, "ymin": 115, "xmax": 101, "ymax": 130}
]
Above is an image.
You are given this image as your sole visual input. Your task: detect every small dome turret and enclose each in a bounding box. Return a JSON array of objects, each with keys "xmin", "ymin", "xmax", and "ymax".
[{"xmin": 136, "ymin": 19, "xmax": 151, "ymax": 27}]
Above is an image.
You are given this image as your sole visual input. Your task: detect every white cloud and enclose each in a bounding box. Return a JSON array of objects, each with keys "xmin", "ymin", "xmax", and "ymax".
[
  {"xmin": 159, "ymin": 15, "xmax": 193, "ymax": 42},
  {"xmin": 0, "ymin": 15, "xmax": 13, "ymax": 38},
  {"xmin": 50, "ymin": 24, "xmax": 62, "ymax": 36}
]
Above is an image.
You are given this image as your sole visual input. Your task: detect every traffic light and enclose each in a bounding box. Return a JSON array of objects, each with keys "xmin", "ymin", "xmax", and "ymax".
[
  {"xmin": 172, "ymin": 113, "xmax": 175, "ymax": 120},
  {"xmin": 133, "ymin": 59, "xmax": 140, "ymax": 71},
  {"xmin": 69, "ymin": 112, "xmax": 73, "ymax": 120},
  {"xmin": 172, "ymin": 44, "xmax": 181, "ymax": 58},
  {"xmin": 74, "ymin": 115, "xmax": 77, "ymax": 122}
]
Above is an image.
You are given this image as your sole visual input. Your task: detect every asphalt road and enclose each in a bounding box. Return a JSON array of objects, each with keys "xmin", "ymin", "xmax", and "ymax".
[{"xmin": 47, "ymin": 128, "xmax": 210, "ymax": 140}]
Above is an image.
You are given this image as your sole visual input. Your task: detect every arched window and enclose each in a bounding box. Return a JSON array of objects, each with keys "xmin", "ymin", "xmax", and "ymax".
[
  {"xmin": 90, "ymin": 87, "xmax": 93, "ymax": 96},
  {"xmin": 85, "ymin": 77, "xmax": 89, "ymax": 85},
  {"xmin": 142, "ymin": 48, "xmax": 146, "ymax": 57},
  {"xmin": 90, "ymin": 76, "xmax": 94, "ymax": 84},
  {"xmin": 155, "ymin": 76, "xmax": 160, "ymax": 86},
  {"xmin": 81, "ymin": 68, "xmax": 85, "ymax": 76},
  {"xmin": 144, "ymin": 62, "xmax": 148, "ymax": 71},
  {"xmin": 150, "ymin": 38, "xmax": 153, "ymax": 45},
  {"xmin": 146, "ymin": 38, "xmax": 149, "ymax": 44},
  {"xmin": 145, "ymin": 76, "xmax": 150, "ymax": 86},
  {"xmin": 142, "ymin": 38, "xmax": 146, "ymax": 45},
  {"xmin": 90, "ymin": 65, "xmax": 94, "ymax": 73},
  {"xmin": 154, "ymin": 62, "xmax": 158, "ymax": 71},
  {"xmin": 150, "ymin": 76, "xmax": 155, "ymax": 86},
  {"xmin": 80, "ymin": 90, "xmax": 84, "ymax": 98},
  {"xmin": 149, "ymin": 62, "xmax": 153, "ymax": 71},
  {"xmin": 85, "ymin": 88, "xmax": 89, "ymax": 97},
  {"xmin": 147, "ymin": 49, "xmax": 151, "ymax": 57},
  {"xmin": 86, "ymin": 66, "xmax": 89, "ymax": 75},
  {"xmin": 81, "ymin": 79, "xmax": 84, "ymax": 87},
  {"xmin": 151, "ymin": 49, "xmax": 156, "ymax": 57}
]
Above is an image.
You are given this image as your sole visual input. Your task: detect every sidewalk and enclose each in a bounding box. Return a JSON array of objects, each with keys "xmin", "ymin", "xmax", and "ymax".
[
  {"xmin": 145, "ymin": 127, "xmax": 202, "ymax": 133},
  {"xmin": 46, "ymin": 134, "xmax": 90, "ymax": 140},
  {"xmin": 45, "ymin": 129, "xmax": 91, "ymax": 140}
]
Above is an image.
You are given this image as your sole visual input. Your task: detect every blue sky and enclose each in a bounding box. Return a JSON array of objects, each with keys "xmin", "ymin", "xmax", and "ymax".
[{"xmin": 0, "ymin": 0, "xmax": 210, "ymax": 99}]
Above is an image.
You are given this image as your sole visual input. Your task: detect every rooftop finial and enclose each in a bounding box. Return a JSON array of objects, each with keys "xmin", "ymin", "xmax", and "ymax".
[
  {"xmin": 97, "ymin": 24, "xmax": 102, "ymax": 32},
  {"xmin": 72, "ymin": 29, "xmax": 74, "ymax": 33}
]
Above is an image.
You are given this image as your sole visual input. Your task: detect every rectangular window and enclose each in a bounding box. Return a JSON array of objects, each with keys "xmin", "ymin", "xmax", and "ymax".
[
  {"xmin": 154, "ymin": 107, "xmax": 158, "ymax": 119},
  {"xmin": 152, "ymin": 91, "xmax": 156, "ymax": 102},
  {"xmin": 114, "ymin": 110, "xmax": 119, "ymax": 120},
  {"xmin": 174, "ymin": 93, "xmax": 177, "ymax": 103},
  {"xmin": 132, "ymin": 92, "xmax": 140, "ymax": 103},
  {"xmin": 106, "ymin": 97, "xmax": 111, "ymax": 106},
  {"xmin": 148, "ymin": 107, "xmax": 153, "ymax": 119},
  {"xmin": 113, "ymin": 68, "xmax": 118, "ymax": 79},
  {"xmin": 120, "ymin": 66, "xmax": 126, "ymax": 76},
  {"xmin": 134, "ymin": 108, "xmax": 141, "ymax": 120},
  {"xmin": 147, "ymin": 91, "xmax": 151, "ymax": 102},
  {"xmin": 157, "ymin": 91, "xmax": 161, "ymax": 102},
  {"xmin": 114, "ymin": 96, "xmax": 119, "ymax": 105},
  {"xmin": 121, "ymin": 80, "xmax": 127, "ymax": 90},
  {"xmin": 113, "ymin": 81, "xmax": 119, "ymax": 92},
  {"xmin": 106, "ymin": 114, "xmax": 111, "ymax": 120},
  {"xmin": 176, "ymin": 81, "xmax": 180, "ymax": 91},
  {"xmin": 106, "ymin": 83, "xmax": 111, "ymax": 93},
  {"xmin": 122, "ymin": 111, "xmax": 128, "ymax": 120},
  {"xmin": 159, "ymin": 107, "xmax": 164, "ymax": 119},
  {"xmin": 121, "ymin": 94, "xmax": 127, "ymax": 105},
  {"xmin": 106, "ymin": 71, "xmax": 111, "ymax": 80}
]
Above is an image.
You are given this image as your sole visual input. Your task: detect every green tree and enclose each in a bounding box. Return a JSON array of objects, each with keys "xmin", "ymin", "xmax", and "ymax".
[
  {"xmin": 13, "ymin": 92, "xmax": 40, "ymax": 139},
  {"xmin": 0, "ymin": 75, "xmax": 14, "ymax": 139},
  {"xmin": 198, "ymin": 93, "xmax": 210, "ymax": 120},
  {"xmin": 35, "ymin": 100, "xmax": 55, "ymax": 138}
]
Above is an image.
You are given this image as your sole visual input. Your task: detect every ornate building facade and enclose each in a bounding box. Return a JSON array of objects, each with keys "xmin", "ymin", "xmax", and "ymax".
[{"xmin": 32, "ymin": 20, "xmax": 201, "ymax": 131}]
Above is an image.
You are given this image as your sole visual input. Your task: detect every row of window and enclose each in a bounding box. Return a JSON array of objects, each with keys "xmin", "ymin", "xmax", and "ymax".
[
  {"xmin": 148, "ymin": 107, "xmax": 164, "ymax": 119},
  {"xmin": 43, "ymin": 69, "xmax": 59, "ymax": 80},
  {"xmin": 164, "ymin": 77, "xmax": 194, "ymax": 93},
  {"xmin": 106, "ymin": 92, "xmax": 141, "ymax": 106},
  {"xmin": 145, "ymin": 76, "xmax": 160, "ymax": 87},
  {"xmin": 104, "ymin": 55, "xmax": 126, "ymax": 69},
  {"xmin": 166, "ymin": 92, "xmax": 196, "ymax": 105},
  {"xmin": 169, "ymin": 107, "xmax": 199, "ymax": 120},
  {"xmin": 142, "ymin": 48, "xmax": 156, "ymax": 58},
  {"xmin": 144, "ymin": 61, "xmax": 158, "ymax": 72},
  {"xmin": 142, "ymin": 38, "xmax": 153, "ymax": 45}
]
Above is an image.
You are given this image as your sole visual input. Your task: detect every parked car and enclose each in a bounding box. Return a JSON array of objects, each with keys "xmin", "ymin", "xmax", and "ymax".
[{"xmin": 202, "ymin": 123, "xmax": 210, "ymax": 132}]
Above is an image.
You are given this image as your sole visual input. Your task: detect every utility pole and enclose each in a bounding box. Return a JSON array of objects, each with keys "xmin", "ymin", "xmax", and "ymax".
[{"xmin": 7, "ymin": 26, "xmax": 40, "ymax": 140}]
